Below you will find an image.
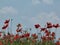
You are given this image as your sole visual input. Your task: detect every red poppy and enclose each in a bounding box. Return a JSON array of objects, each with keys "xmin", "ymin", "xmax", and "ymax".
[
  {"xmin": 41, "ymin": 36, "xmax": 46, "ymax": 41},
  {"xmin": 24, "ymin": 33, "xmax": 30, "ymax": 38},
  {"xmin": 0, "ymin": 41, "xmax": 3, "ymax": 45},
  {"xmin": 58, "ymin": 38, "xmax": 60, "ymax": 40},
  {"xmin": 53, "ymin": 24, "xmax": 60, "ymax": 28},
  {"xmin": 14, "ymin": 34, "xmax": 19, "ymax": 40},
  {"xmin": 40, "ymin": 28, "xmax": 46, "ymax": 31},
  {"xmin": 47, "ymin": 37, "xmax": 52, "ymax": 41},
  {"xmin": 45, "ymin": 30, "xmax": 49, "ymax": 33},
  {"xmin": 45, "ymin": 32, "xmax": 50, "ymax": 36},
  {"xmin": 17, "ymin": 24, "xmax": 22, "ymax": 27},
  {"xmin": 47, "ymin": 22, "xmax": 52, "ymax": 25},
  {"xmin": 20, "ymin": 34, "xmax": 25, "ymax": 38},
  {"xmin": 2, "ymin": 24, "xmax": 8, "ymax": 29},
  {"xmin": 51, "ymin": 36, "xmax": 54, "ymax": 40},
  {"xmin": 16, "ymin": 29, "xmax": 21, "ymax": 32},
  {"xmin": 2, "ymin": 19, "xmax": 10, "ymax": 30},
  {"xmin": 16, "ymin": 28, "xmax": 22, "ymax": 32},
  {"xmin": 47, "ymin": 22, "xmax": 53, "ymax": 28},
  {"xmin": 34, "ymin": 24, "xmax": 40, "ymax": 29},
  {"xmin": 4, "ymin": 19, "xmax": 10, "ymax": 24},
  {"xmin": 32, "ymin": 33, "xmax": 36, "ymax": 37},
  {"xmin": 55, "ymin": 41, "xmax": 60, "ymax": 45},
  {"xmin": 32, "ymin": 33, "xmax": 38, "ymax": 39},
  {"xmin": 51, "ymin": 32, "xmax": 55, "ymax": 37}
]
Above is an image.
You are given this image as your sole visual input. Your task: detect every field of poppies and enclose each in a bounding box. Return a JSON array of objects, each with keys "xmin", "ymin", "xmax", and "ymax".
[{"xmin": 0, "ymin": 19, "xmax": 60, "ymax": 45}]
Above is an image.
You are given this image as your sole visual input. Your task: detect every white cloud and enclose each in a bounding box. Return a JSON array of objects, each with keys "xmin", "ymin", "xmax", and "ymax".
[
  {"xmin": 32, "ymin": 0, "xmax": 40, "ymax": 5},
  {"xmin": 29, "ymin": 12, "xmax": 60, "ymax": 25},
  {"xmin": 0, "ymin": 6, "xmax": 18, "ymax": 14},
  {"xmin": 42, "ymin": 0, "xmax": 53, "ymax": 4},
  {"xmin": 32, "ymin": 0, "xmax": 54, "ymax": 5},
  {"xmin": 38, "ymin": 12, "xmax": 59, "ymax": 21}
]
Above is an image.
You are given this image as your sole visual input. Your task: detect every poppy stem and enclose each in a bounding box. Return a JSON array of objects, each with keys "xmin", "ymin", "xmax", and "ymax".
[{"xmin": 10, "ymin": 19, "xmax": 13, "ymax": 34}]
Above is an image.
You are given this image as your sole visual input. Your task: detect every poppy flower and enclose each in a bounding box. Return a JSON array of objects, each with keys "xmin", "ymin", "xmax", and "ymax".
[
  {"xmin": 0, "ymin": 41, "xmax": 3, "ymax": 45},
  {"xmin": 51, "ymin": 32, "xmax": 55, "ymax": 37},
  {"xmin": 2, "ymin": 24, "xmax": 8, "ymax": 29},
  {"xmin": 14, "ymin": 34, "xmax": 19, "ymax": 40},
  {"xmin": 17, "ymin": 24, "xmax": 22, "ymax": 27},
  {"xmin": 55, "ymin": 41, "xmax": 60, "ymax": 45},
  {"xmin": 2, "ymin": 19, "xmax": 10, "ymax": 30},
  {"xmin": 47, "ymin": 22, "xmax": 53, "ymax": 28},
  {"xmin": 32, "ymin": 33, "xmax": 38, "ymax": 39},
  {"xmin": 53, "ymin": 24, "xmax": 60, "ymax": 28},
  {"xmin": 16, "ymin": 28, "xmax": 22, "ymax": 32},
  {"xmin": 58, "ymin": 38, "xmax": 60, "ymax": 40},
  {"xmin": 45, "ymin": 32, "xmax": 50, "ymax": 36},
  {"xmin": 41, "ymin": 36, "xmax": 46, "ymax": 41},
  {"xmin": 16, "ymin": 29, "xmax": 21, "ymax": 32},
  {"xmin": 4, "ymin": 19, "xmax": 10, "ymax": 24},
  {"xmin": 51, "ymin": 36, "xmax": 54, "ymax": 40},
  {"xmin": 32, "ymin": 33, "xmax": 36, "ymax": 37},
  {"xmin": 21, "ymin": 34, "xmax": 25, "ymax": 38},
  {"xmin": 47, "ymin": 22, "xmax": 52, "ymax": 25},
  {"xmin": 24, "ymin": 33, "xmax": 30, "ymax": 38},
  {"xmin": 45, "ymin": 30, "xmax": 49, "ymax": 33},
  {"xmin": 40, "ymin": 28, "xmax": 47, "ymax": 31},
  {"xmin": 47, "ymin": 37, "xmax": 52, "ymax": 41},
  {"xmin": 34, "ymin": 24, "xmax": 40, "ymax": 29}
]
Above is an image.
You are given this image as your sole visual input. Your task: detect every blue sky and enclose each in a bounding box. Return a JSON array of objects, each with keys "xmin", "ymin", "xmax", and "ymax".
[{"xmin": 0, "ymin": 0, "xmax": 60, "ymax": 39}]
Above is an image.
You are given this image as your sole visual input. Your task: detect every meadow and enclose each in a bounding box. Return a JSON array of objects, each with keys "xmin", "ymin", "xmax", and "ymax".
[{"xmin": 0, "ymin": 19, "xmax": 60, "ymax": 45}]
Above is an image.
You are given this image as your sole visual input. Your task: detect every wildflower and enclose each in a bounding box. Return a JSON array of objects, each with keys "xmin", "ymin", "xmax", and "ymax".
[
  {"xmin": 17, "ymin": 24, "xmax": 22, "ymax": 27},
  {"xmin": 24, "ymin": 33, "xmax": 30, "ymax": 38},
  {"xmin": 47, "ymin": 22, "xmax": 53, "ymax": 28},
  {"xmin": 16, "ymin": 28, "xmax": 22, "ymax": 32},
  {"xmin": 2, "ymin": 24, "xmax": 8, "ymax": 29},
  {"xmin": 21, "ymin": 35, "xmax": 25, "ymax": 38},
  {"xmin": 53, "ymin": 24, "xmax": 60, "ymax": 28},
  {"xmin": 45, "ymin": 30, "xmax": 49, "ymax": 33},
  {"xmin": 2, "ymin": 19, "xmax": 10, "ymax": 29},
  {"xmin": 40, "ymin": 28, "xmax": 47, "ymax": 31},
  {"xmin": 34, "ymin": 24, "xmax": 40, "ymax": 29},
  {"xmin": 32, "ymin": 33, "xmax": 38, "ymax": 39},
  {"xmin": 51, "ymin": 32, "xmax": 55, "ymax": 37},
  {"xmin": 4, "ymin": 19, "xmax": 10, "ymax": 24},
  {"xmin": 56, "ymin": 41, "xmax": 60, "ymax": 45},
  {"xmin": 46, "ymin": 36, "xmax": 50, "ymax": 41},
  {"xmin": 45, "ymin": 32, "xmax": 50, "ymax": 36},
  {"xmin": 41, "ymin": 36, "xmax": 46, "ymax": 41},
  {"xmin": 14, "ymin": 34, "xmax": 19, "ymax": 40},
  {"xmin": 0, "ymin": 41, "xmax": 3, "ymax": 45}
]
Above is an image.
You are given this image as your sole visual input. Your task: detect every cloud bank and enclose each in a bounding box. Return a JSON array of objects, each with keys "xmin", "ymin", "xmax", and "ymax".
[
  {"xmin": 32, "ymin": 0, "xmax": 54, "ymax": 5},
  {"xmin": 0, "ymin": 6, "xmax": 18, "ymax": 14}
]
